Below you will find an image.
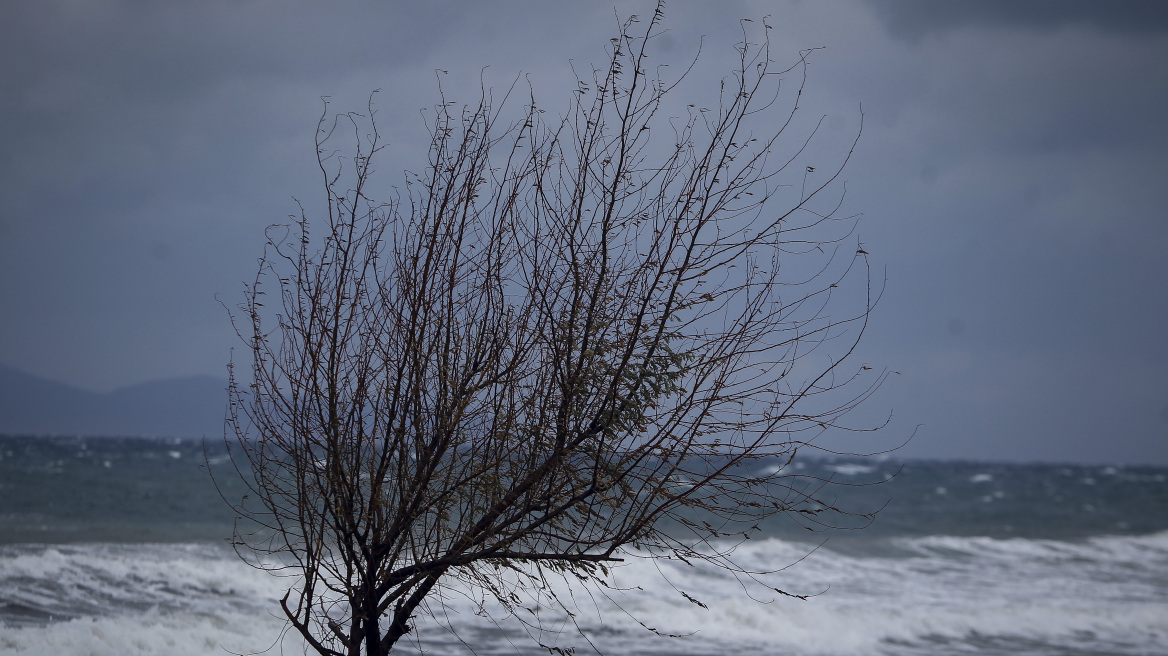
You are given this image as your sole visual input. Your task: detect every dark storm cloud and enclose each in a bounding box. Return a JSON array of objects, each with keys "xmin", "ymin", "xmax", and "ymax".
[
  {"xmin": 1, "ymin": 0, "xmax": 1165, "ymax": 463},
  {"xmin": 0, "ymin": 0, "xmax": 448, "ymax": 226},
  {"xmin": 759, "ymin": 1, "xmax": 1168, "ymax": 464},
  {"xmin": 0, "ymin": 0, "xmax": 733, "ymax": 390},
  {"xmin": 870, "ymin": 0, "xmax": 1168, "ymax": 39},
  {"xmin": 0, "ymin": 1, "xmax": 455, "ymax": 390},
  {"xmin": 0, "ymin": 0, "xmax": 459, "ymax": 214}
]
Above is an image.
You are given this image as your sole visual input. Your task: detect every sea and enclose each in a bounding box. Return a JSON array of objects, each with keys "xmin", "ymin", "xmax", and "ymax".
[{"xmin": 1, "ymin": 434, "xmax": 1166, "ymax": 656}]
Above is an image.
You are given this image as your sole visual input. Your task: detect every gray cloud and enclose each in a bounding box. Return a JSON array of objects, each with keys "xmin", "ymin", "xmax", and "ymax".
[
  {"xmin": 870, "ymin": 0, "xmax": 1168, "ymax": 40},
  {"xmin": 1, "ymin": 0, "xmax": 1165, "ymax": 463}
]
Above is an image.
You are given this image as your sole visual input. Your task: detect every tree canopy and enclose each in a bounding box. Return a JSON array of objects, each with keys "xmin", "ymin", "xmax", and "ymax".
[{"xmin": 224, "ymin": 6, "xmax": 887, "ymax": 655}]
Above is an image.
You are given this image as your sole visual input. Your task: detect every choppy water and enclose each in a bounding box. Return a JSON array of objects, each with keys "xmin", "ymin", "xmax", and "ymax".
[{"xmin": 1, "ymin": 435, "xmax": 1166, "ymax": 655}]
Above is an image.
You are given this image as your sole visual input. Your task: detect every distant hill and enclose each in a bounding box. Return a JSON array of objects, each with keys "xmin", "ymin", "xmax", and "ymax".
[{"xmin": 0, "ymin": 364, "xmax": 226, "ymax": 438}]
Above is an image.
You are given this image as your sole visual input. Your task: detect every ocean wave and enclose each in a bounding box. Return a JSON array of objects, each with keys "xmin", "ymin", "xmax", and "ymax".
[
  {"xmin": 566, "ymin": 533, "xmax": 1168, "ymax": 654},
  {"xmin": 0, "ymin": 607, "xmax": 297, "ymax": 656},
  {"xmin": 0, "ymin": 543, "xmax": 272, "ymax": 627},
  {"xmin": 1, "ymin": 535, "xmax": 1166, "ymax": 655}
]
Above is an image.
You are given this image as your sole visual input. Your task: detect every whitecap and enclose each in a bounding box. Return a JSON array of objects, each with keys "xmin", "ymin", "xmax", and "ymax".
[{"xmin": 827, "ymin": 463, "xmax": 875, "ymax": 476}]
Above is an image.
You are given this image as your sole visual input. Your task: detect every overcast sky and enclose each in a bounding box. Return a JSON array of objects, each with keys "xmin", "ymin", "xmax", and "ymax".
[{"xmin": 2, "ymin": 1, "xmax": 1166, "ymax": 464}]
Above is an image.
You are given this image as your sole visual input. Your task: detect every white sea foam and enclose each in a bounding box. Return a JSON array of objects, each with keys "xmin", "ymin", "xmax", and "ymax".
[
  {"xmin": 0, "ymin": 543, "xmax": 275, "ymax": 623},
  {"xmin": 2, "ymin": 534, "xmax": 1167, "ymax": 655},
  {"xmin": 824, "ymin": 463, "xmax": 876, "ymax": 476},
  {"xmin": 0, "ymin": 544, "xmax": 303, "ymax": 656},
  {"xmin": 0, "ymin": 609, "xmax": 299, "ymax": 656},
  {"xmin": 564, "ymin": 533, "xmax": 1168, "ymax": 655}
]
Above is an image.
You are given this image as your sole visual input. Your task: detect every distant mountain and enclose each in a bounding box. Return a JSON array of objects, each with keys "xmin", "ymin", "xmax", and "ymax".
[{"xmin": 0, "ymin": 364, "xmax": 226, "ymax": 438}]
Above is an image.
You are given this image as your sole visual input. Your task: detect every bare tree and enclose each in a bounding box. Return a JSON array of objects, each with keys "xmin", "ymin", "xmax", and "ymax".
[{"xmin": 225, "ymin": 6, "xmax": 886, "ymax": 655}]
